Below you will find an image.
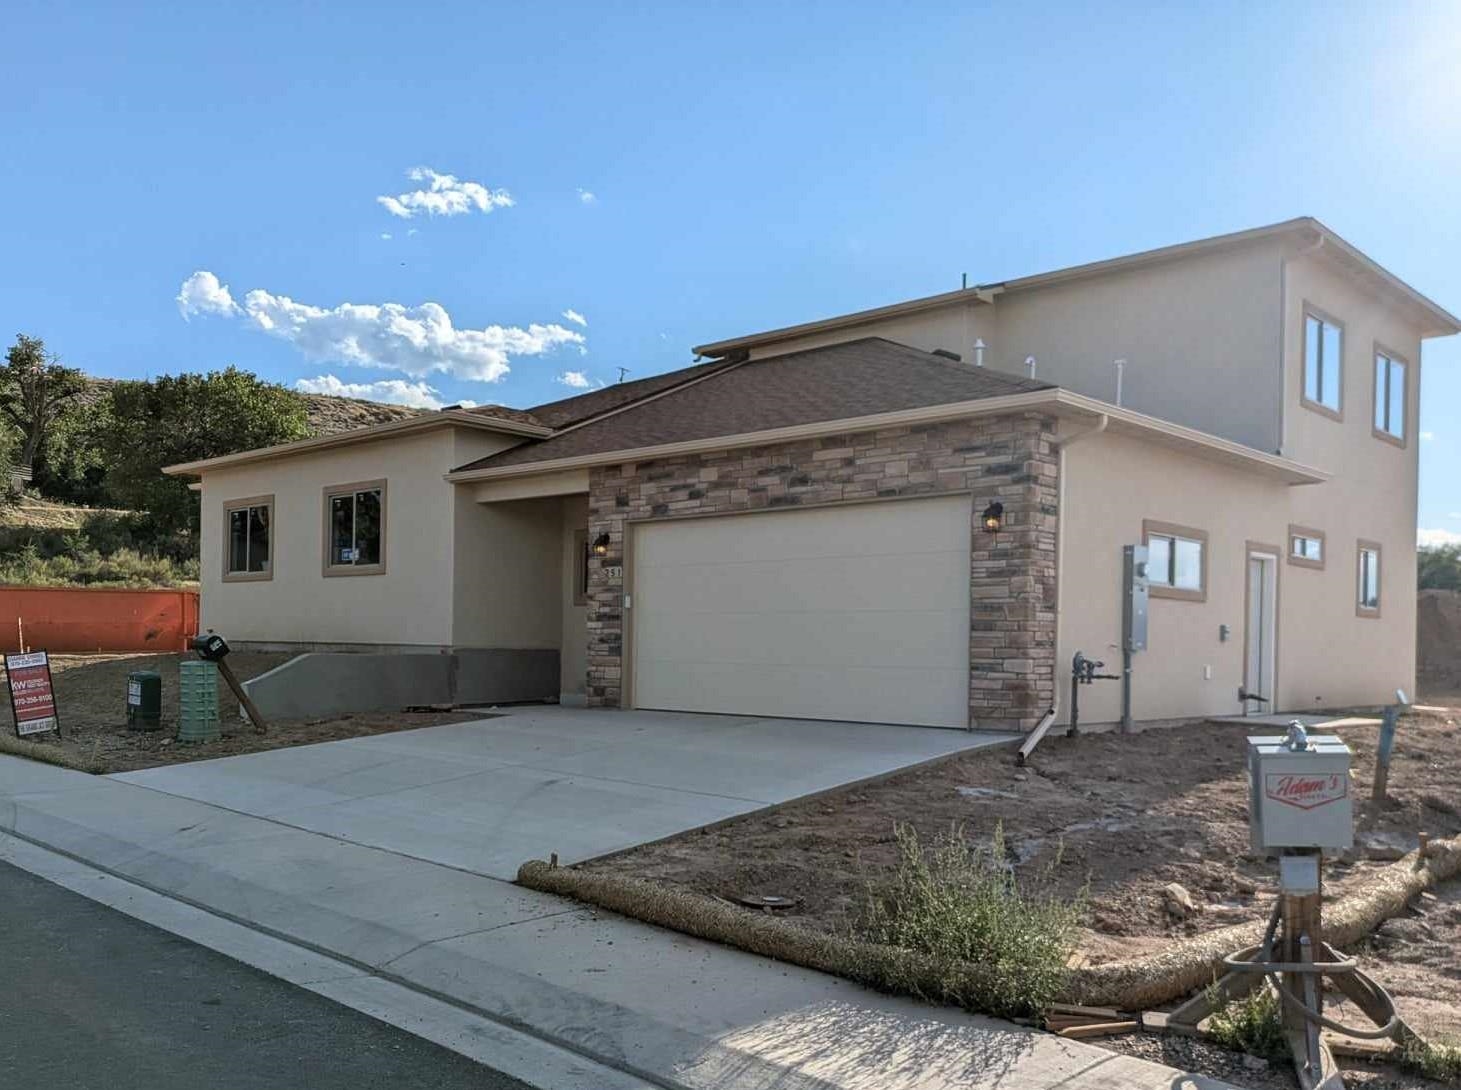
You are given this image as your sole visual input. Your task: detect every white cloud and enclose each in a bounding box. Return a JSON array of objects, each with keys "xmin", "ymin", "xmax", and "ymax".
[
  {"xmin": 176, "ymin": 270, "xmax": 238, "ymax": 319},
  {"xmin": 1419, "ymin": 528, "xmax": 1461, "ymax": 547},
  {"xmin": 556, "ymin": 370, "xmax": 591, "ymax": 389},
  {"xmin": 1421, "ymin": 431, "xmax": 1435, "ymax": 441},
  {"xmin": 293, "ymin": 374, "xmax": 477, "ymax": 410},
  {"xmin": 1449, "ymin": 512, "xmax": 1461, "ymax": 520},
  {"xmin": 377, "ymin": 167, "xmax": 514, "ymax": 219},
  {"xmin": 562, "ymin": 309, "xmax": 587, "ymax": 327},
  {"xmin": 178, "ymin": 270, "xmax": 585, "ymax": 383},
  {"xmin": 380, "ymin": 232, "xmax": 392, "ymax": 240},
  {"xmin": 577, "ymin": 188, "xmax": 597, "ymax": 205}
]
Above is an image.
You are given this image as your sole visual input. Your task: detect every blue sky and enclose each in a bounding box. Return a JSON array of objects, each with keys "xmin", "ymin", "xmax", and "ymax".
[{"xmin": 3, "ymin": 1, "xmax": 1460, "ymax": 536}]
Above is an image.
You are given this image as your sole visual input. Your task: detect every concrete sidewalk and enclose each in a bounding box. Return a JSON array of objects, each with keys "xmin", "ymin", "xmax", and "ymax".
[{"xmin": 0, "ymin": 756, "xmax": 1239, "ymax": 1090}]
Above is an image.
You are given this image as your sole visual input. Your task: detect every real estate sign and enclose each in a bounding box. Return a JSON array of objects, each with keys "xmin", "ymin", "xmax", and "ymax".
[{"xmin": 5, "ymin": 651, "xmax": 59, "ymax": 737}]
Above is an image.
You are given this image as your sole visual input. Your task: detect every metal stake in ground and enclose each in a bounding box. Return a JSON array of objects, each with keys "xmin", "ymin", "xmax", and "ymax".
[{"xmin": 189, "ymin": 633, "xmax": 268, "ymax": 735}]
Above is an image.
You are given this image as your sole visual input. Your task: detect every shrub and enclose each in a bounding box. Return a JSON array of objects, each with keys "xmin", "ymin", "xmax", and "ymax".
[
  {"xmin": 1205, "ymin": 984, "xmax": 1287, "ymax": 1063},
  {"xmin": 1400, "ymin": 1036, "xmax": 1461, "ymax": 1083},
  {"xmin": 854, "ymin": 822, "xmax": 1084, "ymax": 1018},
  {"xmin": 0, "ymin": 546, "xmax": 197, "ymax": 587}
]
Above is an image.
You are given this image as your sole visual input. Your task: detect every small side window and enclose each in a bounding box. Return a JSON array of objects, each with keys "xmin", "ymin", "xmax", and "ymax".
[
  {"xmin": 223, "ymin": 496, "xmax": 273, "ymax": 582},
  {"xmin": 1143, "ymin": 520, "xmax": 1208, "ymax": 601},
  {"xmin": 1357, "ymin": 541, "xmax": 1381, "ymax": 616},
  {"xmin": 1287, "ymin": 525, "xmax": 1325, "ymax": 570}
]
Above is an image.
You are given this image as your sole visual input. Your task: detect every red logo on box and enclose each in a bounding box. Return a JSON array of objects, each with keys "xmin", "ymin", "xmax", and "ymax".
[{"xmin": 1265, "ymin": 772, "xmax": 1347, "ymax": 810}]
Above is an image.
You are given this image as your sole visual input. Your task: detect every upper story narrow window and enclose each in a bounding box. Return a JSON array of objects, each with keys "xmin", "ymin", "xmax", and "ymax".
[
  {"xmin": 223, "ymin": 496, "xmax": 273, "ymax": 582},
  {"xmin": 1288, "ymin": 524, "xmax": 1325, "ymax": 570},
  {"xmin": 1373, "ymin": 348, "xmax": 1407, "ymax": 445},
  {"xmin": 1302, "ymin": 307, "xmax": 1344, "ymax": 419},
  {"xmin": 323, "ymin": 480, "xmax": 386, "ymax": 576}
]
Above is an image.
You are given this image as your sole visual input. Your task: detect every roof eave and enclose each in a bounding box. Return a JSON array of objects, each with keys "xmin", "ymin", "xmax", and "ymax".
[
  {"xmin": 444, "ymin": 388, "xmax": 1328, "ymax": 487},
  {"xmin": 163, "ymin": 410, "xmax": 551, "ymax": 477}
]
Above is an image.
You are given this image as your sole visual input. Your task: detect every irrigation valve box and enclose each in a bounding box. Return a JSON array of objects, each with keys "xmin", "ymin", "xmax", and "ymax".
[{"xmin": 1247, "ymin": 731, "xmax": 1353, "ymax": 856}]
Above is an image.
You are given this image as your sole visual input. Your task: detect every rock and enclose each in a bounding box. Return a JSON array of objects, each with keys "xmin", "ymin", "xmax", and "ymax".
[
  {"xmin": 1242, "ymin": 1055, "xmax": 1269, "ymax": 1072},
  {"xmin": 1163, "ymin": 882, "xmax": 1199, "ymax": 919},
  {"xmin": 1233, "ymin": 876, "xmax": 1259, "ymax": 895}
]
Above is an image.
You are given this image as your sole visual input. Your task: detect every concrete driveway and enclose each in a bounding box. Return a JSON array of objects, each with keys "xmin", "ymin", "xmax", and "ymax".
[{"xmin": 112, "ymin": 707, "xmax": 1017, "ymax": 880}]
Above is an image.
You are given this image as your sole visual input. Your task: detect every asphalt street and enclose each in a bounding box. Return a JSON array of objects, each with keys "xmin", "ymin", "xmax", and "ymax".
[{"xmin": 0, "ymin": 859, "xmax": 533, "ymax": 1089}]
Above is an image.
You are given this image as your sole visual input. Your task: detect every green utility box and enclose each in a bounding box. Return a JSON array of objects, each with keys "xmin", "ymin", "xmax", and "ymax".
[
  {"xmin": 177, "ymin": 660, "xmax": 221, "ymax": 743},
  {"xmin": 126, "ymin": 671, "xmax": 162, "ymax": 731}
]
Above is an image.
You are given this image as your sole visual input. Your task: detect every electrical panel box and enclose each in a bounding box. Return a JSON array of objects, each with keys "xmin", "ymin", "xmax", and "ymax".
[
  {"xmin": 1123, "ymin": 544, "xmax": 1149, "ymax": 653},
  {"xmin": 1247, "ymin": 734, "xmax": 1353, "ymax": 855}
]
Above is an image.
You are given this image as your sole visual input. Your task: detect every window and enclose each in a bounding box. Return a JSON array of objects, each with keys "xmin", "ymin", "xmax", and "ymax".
[
  {"xmin": 1373, "ymin": 348, "xmax": 1407, "ymax": 444},
  {"xmin": 1287, "ymin": 524, "xmax": 1325, "ymax": 570},
  {"xmin": 1143, "ymin": 520, "xmax": 1208, "ymax": 601},
  {"xmin": 223, "ymin": 496, "xmax": 272, "ymax": 582},
  {"xmin": 1357, "ymin": 540, "xmax": 1381, "ymax": 616},
  {"xmin": 323, "ymin": 481, "xmax": 386, "ymax": 575},
  {"xmin": 572, "ymin": 529, "xmax": 590, "ymax": 606},
  {"xmin": 1302, "ymin": 308, "xmax": 1344, "ymax": 418}
]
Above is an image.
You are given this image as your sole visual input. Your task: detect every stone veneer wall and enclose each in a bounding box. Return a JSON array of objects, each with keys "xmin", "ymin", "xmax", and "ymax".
[{"xmin": 584, "ymin": 413, "xmax": 1059, "ymax": 730}]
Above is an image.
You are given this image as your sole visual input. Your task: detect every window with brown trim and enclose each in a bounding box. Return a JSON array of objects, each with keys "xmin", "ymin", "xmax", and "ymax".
[
  {"xmin": 223, "ymin": 495, "xmax": 273, "ymax": 582},
  {"xmin": 1287, "ymin": 524, "xmax": 1325, "ymax": 570},
  {"xmin": 1143, "ymin": 519, "xmax": 1208, "ymax": 601},
  {"xmin": 1373, "ymin": 348, "xmax": 1407, "ymax": 445},
  {"xmin": 323, "ymin": 480, "xmax": 386, "ymax": 576},
  {"xmin": 1357, "ymin": 540, "xmax": 1382, "ymax": 617},
  {"xmin": 1302, "ymin": 306, "xmax": 1344, "ymax": 420}
]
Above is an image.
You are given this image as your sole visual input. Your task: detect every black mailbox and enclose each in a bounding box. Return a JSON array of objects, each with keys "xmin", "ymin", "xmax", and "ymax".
[{"xmin": 190, "ymin": 633, "xmax": 230, "ymax": 661}]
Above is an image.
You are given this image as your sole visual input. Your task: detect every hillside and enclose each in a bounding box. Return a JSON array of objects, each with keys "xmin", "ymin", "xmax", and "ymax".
[{"xmin": 77, "ymin": 376, "xmax": 422, "ymax": 437}]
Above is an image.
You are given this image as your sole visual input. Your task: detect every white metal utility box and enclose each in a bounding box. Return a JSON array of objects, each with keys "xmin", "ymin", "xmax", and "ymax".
[{"xmin": 1247, "ymin": 732, "xmax": 1353, "ymax": 855}]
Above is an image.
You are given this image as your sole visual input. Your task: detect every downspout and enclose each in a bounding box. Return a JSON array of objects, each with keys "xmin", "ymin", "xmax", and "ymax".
[
  {"xmin": 1018, "ymin": 411, "xmax": 1109, "ymax": 764},
  {"xmin": 1278, "ymin": 232, "xmax": 1325, "ymax": 455}
]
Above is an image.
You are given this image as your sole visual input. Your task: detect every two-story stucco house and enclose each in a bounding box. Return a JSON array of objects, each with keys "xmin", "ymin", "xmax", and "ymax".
[{"xmin": 167, "ymin": 218, "xmax": 1459, "ymax": 731}]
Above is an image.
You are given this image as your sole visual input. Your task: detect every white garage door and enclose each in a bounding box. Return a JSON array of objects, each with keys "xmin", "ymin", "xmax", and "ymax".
[{"xmin": 630, "ymin": 496, "xmax": 972, "ymax": 728}]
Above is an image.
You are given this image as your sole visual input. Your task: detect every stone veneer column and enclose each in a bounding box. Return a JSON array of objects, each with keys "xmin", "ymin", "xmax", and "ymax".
[{"xmin": 583, "ymin": 412, "xmax": 1059, "ymax": 729}]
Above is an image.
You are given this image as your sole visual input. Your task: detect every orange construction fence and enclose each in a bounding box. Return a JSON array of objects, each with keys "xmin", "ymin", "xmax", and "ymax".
[{"xmin": 0, "ymin": 585, "xmax": 200, "ymax": 654}]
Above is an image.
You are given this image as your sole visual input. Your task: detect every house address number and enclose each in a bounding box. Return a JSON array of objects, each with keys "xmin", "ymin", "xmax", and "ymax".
[{"xmin": 603, "ymin": 565, "xmax": 623, "ymax": 579}]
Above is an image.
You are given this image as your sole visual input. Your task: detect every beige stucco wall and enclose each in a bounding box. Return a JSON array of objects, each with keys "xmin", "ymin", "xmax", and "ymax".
[
  {"xmin": 198, "ymin": 424, "xmax": 554, "ymax": 649},
  {"xmin": 1278, "ymin": 251, "xmax": 1422, "ymax": 709},
  {"xmin": 1059, "ymin": 427, "xmax": 1416, "ymax": 726},
  {"xmin": 198, "ymin": 429, "xmax": 466, "ymax": 646},
  {"xmin": 742, "ymin": 240, "xmax": 1290, "ymax": 454}
]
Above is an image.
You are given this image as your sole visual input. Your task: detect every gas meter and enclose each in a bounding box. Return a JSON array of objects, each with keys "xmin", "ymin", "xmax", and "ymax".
[{"xmin": 1247, "ymin": 724, "xmax": 1353, "ymax": 856}]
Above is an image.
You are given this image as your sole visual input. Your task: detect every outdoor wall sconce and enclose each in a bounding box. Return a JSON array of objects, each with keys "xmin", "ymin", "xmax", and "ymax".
[
  {"xmin": 591, "ymin": 532, "xmax": 612, "ymax": 557},
  {"xmin": 981, "ymin": 502, "xmax": 1004, "ymax": 534}
]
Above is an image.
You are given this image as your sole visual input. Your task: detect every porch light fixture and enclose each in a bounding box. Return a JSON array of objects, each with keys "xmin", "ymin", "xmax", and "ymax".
[
  {"xmin": 981, "ymin": 502, "xmax": 1004, "ymax": 534},
  {"xmin": 591, "ymin": 532, "xmax": 612, "ymax": 557}
]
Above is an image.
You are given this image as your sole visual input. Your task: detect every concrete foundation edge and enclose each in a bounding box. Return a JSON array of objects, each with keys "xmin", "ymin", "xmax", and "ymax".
[{"xmin": 243, "ymin": 648, "xmax": 560, "ymax": 720}]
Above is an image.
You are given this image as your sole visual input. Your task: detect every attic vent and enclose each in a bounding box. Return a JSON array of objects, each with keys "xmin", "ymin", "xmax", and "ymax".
[
  {"xmin": 441, "ymin": 404, "xmax": 463, "ymax": 411},
  {"xmin": 931, "ymin": 349, "xmax": 963, "ymax": 362}
]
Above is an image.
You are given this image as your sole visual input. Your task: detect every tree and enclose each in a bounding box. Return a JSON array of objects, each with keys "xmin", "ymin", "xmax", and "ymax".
[
  {"xmin": 1419, "ymin": 544, "xmax": 1461, "ymax": 592},
  {"xmin": 1, "ymin": 335, "xmax": 86, "ymax": 471},
  {"xmin": 102, "ymin": 368, "xmax": 310, "ymax": 533},
  {"xmin": 33, "ymin": 393, "xmax": 114, "ymax": 506}
]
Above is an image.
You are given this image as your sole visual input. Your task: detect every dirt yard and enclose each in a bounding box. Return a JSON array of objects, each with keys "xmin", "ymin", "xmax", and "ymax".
[
  {"xmin": 0, "ymin": 653, "xmax": 482, "ymax": 774},
  {"xmin": 584, "ymin": 710, "xmax": 1461, "ymax": 1056}
]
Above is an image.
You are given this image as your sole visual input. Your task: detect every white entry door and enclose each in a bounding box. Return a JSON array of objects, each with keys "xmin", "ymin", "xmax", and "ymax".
[
  {"xmin": 1245, "ymin": 551, "xmax": 1278, "ymax": 714},
  {"xmin": 629, "ymin": 496, "xmax": 972, "ymax": 728}
]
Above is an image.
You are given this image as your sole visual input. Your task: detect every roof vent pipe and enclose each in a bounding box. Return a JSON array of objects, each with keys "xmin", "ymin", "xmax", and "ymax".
[
  {"xmin": 1114, "ymin": 359, "xmax": 1126, "ymax": 407},
  {"xmin": 974, "ymin": 338, "xmax": 986, "ymax": 368},
  {"xmin": 1025, "ymin": 355, "xmax": 1037, "ymax": 380}
]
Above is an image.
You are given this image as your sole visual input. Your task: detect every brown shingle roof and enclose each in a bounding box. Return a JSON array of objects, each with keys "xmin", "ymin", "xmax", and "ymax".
[
  {"xmin": 458, "ymin": 403, "xmax": 547, "ymax": 428},
  {"xmin": 523, "ymin": 359, "xmax": 732, "ymax": 429},
  {"xmin": 453, "ymin": 338, "xmax": 1053, "ymax": 473}
]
